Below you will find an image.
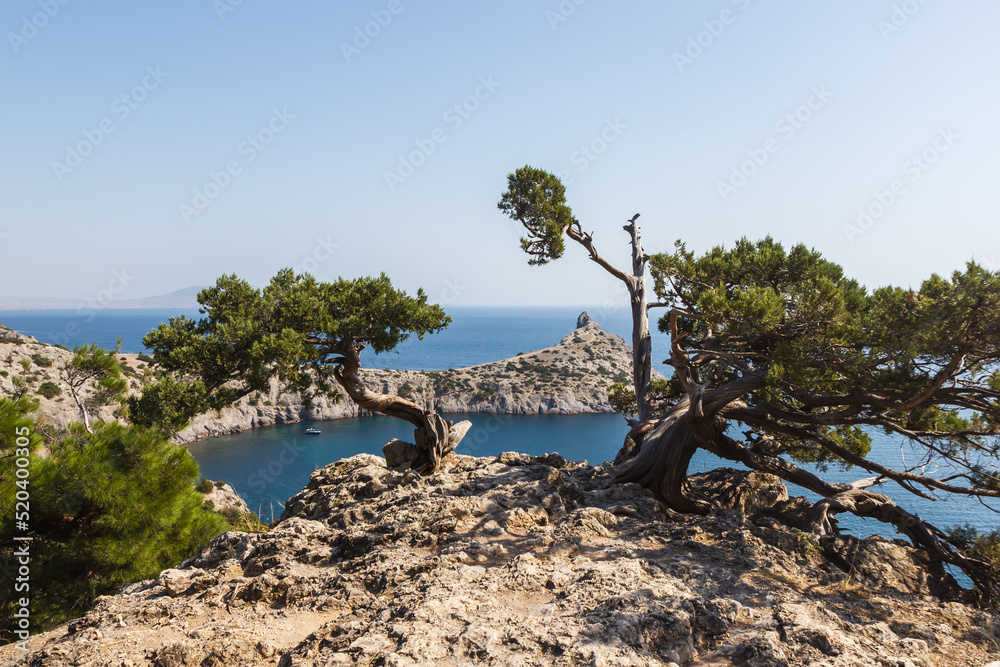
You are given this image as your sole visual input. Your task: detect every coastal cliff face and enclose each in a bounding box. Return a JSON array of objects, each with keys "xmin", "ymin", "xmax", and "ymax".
[
  {"xmin": 174, "ymin": 318, "xmax": 644, "ymax": 443},
  {"xmin": 3, "ymin": 453, "xmax": 996, "ymax": 666},
  {"xmin": 0, "ymin": 317, "xmax": 643, "ymax": 443},
  {"xmin": 0, "ymin": 326, "xmax": 131, "ymax": 430}
]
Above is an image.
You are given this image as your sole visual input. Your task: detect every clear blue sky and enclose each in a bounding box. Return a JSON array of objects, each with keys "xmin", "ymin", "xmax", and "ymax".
[{"xmin": 2, "ymin": 1, "xmax": 998, "ymax": 307}]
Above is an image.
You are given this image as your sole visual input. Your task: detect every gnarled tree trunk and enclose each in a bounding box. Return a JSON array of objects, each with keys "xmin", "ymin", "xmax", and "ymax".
[
  {"xmin": 806, "ymin": 489, "xmax": 999, "ymax": 603},
  {"xmin": 614, "ymin": 402, "xmax": 715, "ymax": 514},
  {"xmin": 566, "ymin": 217, "xmax": 657, "ymax": 422},
  {"xmin": 333, "ymin": 344, "xmax": 469, "ymax": 473}
]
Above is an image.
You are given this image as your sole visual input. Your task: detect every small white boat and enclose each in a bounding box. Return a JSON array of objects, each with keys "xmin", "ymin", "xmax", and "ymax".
[{"xmin": 304, "ymin": 428, "xmax": 322, "ymax": 435}]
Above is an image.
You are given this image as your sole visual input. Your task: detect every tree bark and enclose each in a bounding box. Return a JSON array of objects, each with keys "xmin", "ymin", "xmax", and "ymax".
[
  {"xmin": 614, "ymin": 398, "xmax": 716, "ymax": 514},
  {"xmin": 333, "ymin": 344, "xmax": 469, "ymax": 473},
  {"xmin": 626, "ymin": 220, "xmax": 654, "ymax": 423},
  {"xmin": 565, "ymin": 218, "xmax": 655, "ymax": 422},
  {"xmin": 65, "ymin": 380, "xmax": 92, "ymax": 434},
  {"xmin": 805, "ymin": 489, "xmax": 999, "ymax": 602}
]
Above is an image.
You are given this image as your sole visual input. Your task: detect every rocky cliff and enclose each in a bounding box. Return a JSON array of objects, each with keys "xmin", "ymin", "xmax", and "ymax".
[
  {"xmin": 0, "ymin": 316, "xmax": 645, "ymax": 444},
  {"xmin": 0, "ymin": 326, "xmax": 128, "ymax": 430},
  {"xmin": 174, "ymin": 317, "xmax": 642, "ymax": 443},
  {"xmin": 3, "ymin": 453, "xmax": 996, "ymax": 666}
]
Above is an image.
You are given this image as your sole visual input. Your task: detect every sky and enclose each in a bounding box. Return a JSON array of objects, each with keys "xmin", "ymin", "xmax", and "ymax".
[{"xmin": 1, "ymin": 1, "xmax": 999, "ymax": 308}]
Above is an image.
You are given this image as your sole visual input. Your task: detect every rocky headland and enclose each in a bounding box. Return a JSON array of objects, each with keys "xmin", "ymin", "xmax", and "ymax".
[
  {"xmin": 2, "ymin": 452, "xmax": 996, "ymax": 666},
  {"xmin": 0, "ymin": 315, "xmax": 645, "ymax": 444}
]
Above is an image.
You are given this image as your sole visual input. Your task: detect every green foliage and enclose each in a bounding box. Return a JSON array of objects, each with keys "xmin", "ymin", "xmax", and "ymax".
[
  {"xmin": 650, "ymin": 237, "xmax": 1000, "ymax": 480},
  {"xmin": 948, "ymin": 525, "xmax": 1000, "ymax": 590},
  {"xmin": 31, "ymin": 353, "xmax": 53, "ymax": 368},
  {"xmin": 223, "ymin": 510, "xmax": 269, "ymax": 533},
  {"xmin": 136, "ymin": 353, "xmax": 154, "ymax": 364},
  {"xmin": 0, "ymin": 395, "xmax": 43, "ymax": 454},
  {"xmin": 62, "ymin": 344, "xmax": 129, "ymax": 425},
  {"xmin": 497, "ymin": 166, "xmax": 575, "ymax": 265},
  {"xmin": 0, "ymin": 420, "xmax": 226, "ymax": 633},
  {"xmin": 36, "ymin": 381, "xmax": 62, "ymax": 399},
  {"xmin": 127, "ymin": 375, "xmax": 209, "ymax": 434},
  {"xmin": 606, "ymin": 382, "xmax": 636, "ymax": 416},
  {"xmin": 195, "ymin": 477, "xmax": 215, "ymax": 493},
  {"xmin": 398, "ymin": 382, "xmax": 414, "ymax": 399},
  {"xmin": 607, "ymin": 379, "xmax": 678, "ymax": 418},
  {"xmin": 142, "ymin": 270, "xmax": 449, "ymax": 424}
]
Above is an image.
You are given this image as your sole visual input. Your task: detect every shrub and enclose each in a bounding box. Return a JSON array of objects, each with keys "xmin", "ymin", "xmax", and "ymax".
[
  {"xmin": 196, "ymin": 477, "xmax": 215, "ymax": 494},
  {"xmin": 0, "ymin": 420, "xmax": 226, "ymax": 632},
  {"xmin": 136, "ymin": 353, "xmax": 154, "ymax": 364},
  {"xmin": 31, "ymin": 353, "xmax": 53, "ymax": 368},
  {"xmin": 37, "ymin": 381, "xmax": 61, "ymax": 399},
  {"xmin": 224, "ymin": 510, "xmax": 269, "ymax": 533}
]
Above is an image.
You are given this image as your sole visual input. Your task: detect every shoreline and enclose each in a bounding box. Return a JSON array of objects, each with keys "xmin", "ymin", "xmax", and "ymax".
[
  {"xmin": 1, "ymin": 316, "xmax": 647, "ymax": 445},
  {"xmin": 175, "ymin": 318, "xmax": 637, "ymax": 443}
]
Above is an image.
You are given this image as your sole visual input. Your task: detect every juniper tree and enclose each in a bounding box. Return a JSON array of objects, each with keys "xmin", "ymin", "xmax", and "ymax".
[
  {"xmin": 140, "ymin": 270, "xmax": 468, "ymax": 472},
  {"xmin": 499, "ymin": 167, "xmax": 1000, "ymax": 602},
  {"xmin": 60, "ymin": 342, "xmax": 128, "ymax": 433},
  {"xmin": 498, "ymin": 166, "xmax": 663, "ymax": 431}
]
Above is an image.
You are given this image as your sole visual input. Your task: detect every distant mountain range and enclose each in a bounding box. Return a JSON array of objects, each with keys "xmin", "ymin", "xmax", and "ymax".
[{"xmin": 0, "ymin": 286, "xmax": 206, "ymax": 310}]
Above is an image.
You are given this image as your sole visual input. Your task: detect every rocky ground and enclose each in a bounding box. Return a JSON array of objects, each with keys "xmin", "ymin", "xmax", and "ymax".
[
  {"xmin": 0, "ymin": 315, "xmax": 645, "ymax": 444},
  {"xmin": 3, "ymin": 452, "xmax": 996, "ymax": 666}
]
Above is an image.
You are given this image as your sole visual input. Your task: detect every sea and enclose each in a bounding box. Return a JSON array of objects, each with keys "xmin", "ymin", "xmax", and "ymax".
[
  {"xmin": 3, "ymin": 306, "xmax": 997, "ymax": 581},
  {"xmin": 0, "ymin": 306, "xmax": 672, "ymax": 372}
]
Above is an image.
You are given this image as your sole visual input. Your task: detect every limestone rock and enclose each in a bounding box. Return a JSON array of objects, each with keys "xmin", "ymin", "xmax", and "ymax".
[
  {"xmin": 199, "ymin": 480, "xmax": 250, "ymax": 516},
  {"xmin": 4, "ymin": 454, "xmax": 993, "ymax": 666}
]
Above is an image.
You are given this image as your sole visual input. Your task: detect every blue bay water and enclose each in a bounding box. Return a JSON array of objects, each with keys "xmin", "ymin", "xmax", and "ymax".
[
  {"xmin": 2, "ymin": 307, "xmax": 997, "ymax": 560},
  {"xmin": 0, "ymin": 308, "xmax": 202, "ymax": 353}
]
